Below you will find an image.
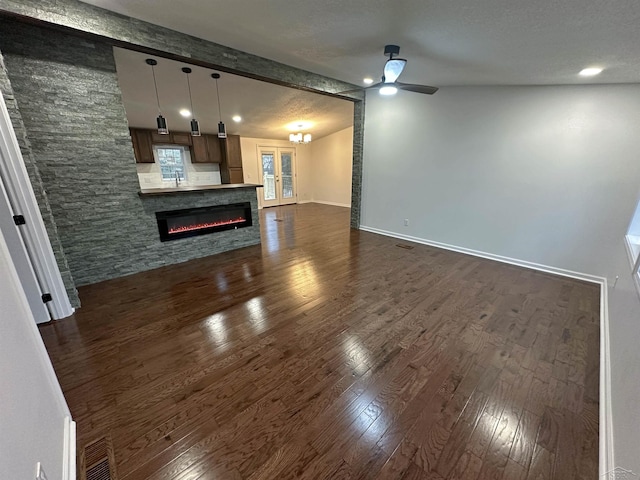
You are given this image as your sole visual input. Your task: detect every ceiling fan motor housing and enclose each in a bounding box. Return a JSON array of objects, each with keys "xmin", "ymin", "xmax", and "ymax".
[{"xmin": 384, "ymin": 44, "xmax": 401, "ymax": 58}]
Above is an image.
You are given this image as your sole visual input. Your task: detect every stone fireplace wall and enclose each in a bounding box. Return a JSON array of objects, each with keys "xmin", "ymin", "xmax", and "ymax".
[{"xmin": 0, "ymin": 18, "xmax": 260, "ymax": 289}]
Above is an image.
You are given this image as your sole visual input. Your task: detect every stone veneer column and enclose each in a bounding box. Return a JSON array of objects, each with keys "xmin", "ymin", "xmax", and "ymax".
[
  {"xmin": 0, "ymin": 48, "xmax": 80, "ymax": 307},
  {"xmin": 350, "ymin": 100, "xmax": 366, "ymax": 228}
]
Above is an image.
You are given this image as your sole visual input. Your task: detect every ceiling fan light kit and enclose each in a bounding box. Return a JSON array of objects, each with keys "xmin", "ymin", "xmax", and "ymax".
[{"xmin": 338, "ymin": 45, "xmax": 439, "ymax": 97}]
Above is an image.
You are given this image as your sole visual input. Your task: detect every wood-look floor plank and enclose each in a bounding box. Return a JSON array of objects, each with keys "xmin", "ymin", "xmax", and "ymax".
[{"xmin": 37, "ymin": 203, "xmax": 600, "ymax": 480}]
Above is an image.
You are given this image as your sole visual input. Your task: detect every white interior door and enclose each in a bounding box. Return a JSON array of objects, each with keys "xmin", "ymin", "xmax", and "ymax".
[
  {"xmin": 259, "ymin": 147, "xmax": 296, "ymax": 207},
  {"xmin": 0, "ymin": 177, "xmax": 50, "ymax": 323}
]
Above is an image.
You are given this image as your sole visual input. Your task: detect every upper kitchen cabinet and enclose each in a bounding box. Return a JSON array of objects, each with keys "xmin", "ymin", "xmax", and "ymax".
[
  {"xmin": 151, "ymin": 131, "xmax": 192, "ymax": 146},
  {"xmin": 220, "ymin": 135, "xmax": 244, "ymax": 184},
  {"xmin": 225, "ymin": 135, "xmax": 243, "ymax": 168},
  {"xmin": 130, "ymin": 128, "xmax": 154, "ymax": 163},
  {"xmin": 192, "ymin": 134, "xmax": 223, "ymax": 164}
]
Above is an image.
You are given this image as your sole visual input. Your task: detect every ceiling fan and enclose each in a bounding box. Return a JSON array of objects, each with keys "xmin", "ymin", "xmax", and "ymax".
[{"xmin": 343, "ymin": 45, "xmax": 438, "ymax": 96}]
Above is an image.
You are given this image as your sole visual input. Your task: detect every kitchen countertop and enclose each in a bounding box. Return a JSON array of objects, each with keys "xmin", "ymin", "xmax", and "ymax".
[{"xmin": 138, "ymin": 184, "xmax": 262, "ymax": 196}]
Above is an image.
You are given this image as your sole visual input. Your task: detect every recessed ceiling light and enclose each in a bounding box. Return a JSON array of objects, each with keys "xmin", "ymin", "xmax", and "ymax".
[
  {"xmin": 232, "ymin": 115, "xmax": 242, "ymax": 123},
  {"xmin": 379, "ymin": 86, "xmax": 398, "ymax": 96},
  {"xmin": 363, "ymin": 77, "xmax": 374, "ymax": 85},
  {"xmin": 579, "ymin": 67, "xmax": 603, "ymax": 77},
  {"xmin": 179, "ymin": 109, "xmax": 191, "ymax": 117}
]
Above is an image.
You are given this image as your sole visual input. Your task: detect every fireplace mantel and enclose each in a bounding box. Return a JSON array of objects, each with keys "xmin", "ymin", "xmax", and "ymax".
[{"xmin": 138, "ymin": 183, "xmax": 262, "ymax": 197}]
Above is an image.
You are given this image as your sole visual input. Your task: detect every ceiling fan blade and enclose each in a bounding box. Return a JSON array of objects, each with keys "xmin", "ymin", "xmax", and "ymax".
[
  {"xmin": 396, "ymin": 82, "xmax": 439, "ymax": 95},
  {"xmin": 383, "ymin": 58, "xmax": 407, "ymax": 83}
]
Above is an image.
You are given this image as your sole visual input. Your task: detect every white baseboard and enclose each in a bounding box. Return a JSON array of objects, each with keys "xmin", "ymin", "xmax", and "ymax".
[
  {"xmin": 63, "ymin": 416, "xmax": 76, "ymax": 480},
  {"xmin": 359, "ymin": 224, "xmax": 614, "ymax": 474},
  {"xmin": 360, "ymin": 226, "xmax": 605, "ymax": 284},
  {"xmin": 313, "ymin": 200, "xmax": 351, "ymax": 208},
  {"xmin": 298, "ymin": 200, "xmax": 351, "ymax": 208}
]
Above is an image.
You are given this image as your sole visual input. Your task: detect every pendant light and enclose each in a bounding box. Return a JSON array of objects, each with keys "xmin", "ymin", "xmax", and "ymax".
[
  {"xmin": 181, "ymin": 67, "xmax": 201, "ymax": 136},
  {"xmin": 145, "ymin": 59, "xmax": 168, "ymax": 135},
  {"xmin": 211, "ymin": 73, "xmax": 227, "ymax": 138}
]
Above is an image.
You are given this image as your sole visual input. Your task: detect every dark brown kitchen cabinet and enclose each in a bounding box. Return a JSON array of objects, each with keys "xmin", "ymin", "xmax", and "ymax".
[
  {"xmin": 220, "ymin": 135, "xmax": 244, "ymax": 183},
  {"xmin": 228, "ymin": 168, "xmax": 244, "ymax": 184},
  {"xmin": 171, "ymin": 132, "xmax": 193, "ymax": 146},
  {"xmin": 225, "ymin": 135, "xmax": 243, "ymax": 168},
  {"xmin": 150, "ymin": 131, "xmax": 192, "ymax": 146},
  {"xmin": 191, "ymin": 135, "xmax": 209, "ymax": 163},
  {"xmin": 130, "ymin": 128, "xmax": 154, "ymax": 163},
  {"xmin": 204, "ymin": 135, "xmax": 223, "ymax": 163},
  {"xmin": 191, "ymin": 134, "xmax": 222, "ymax": 164}
]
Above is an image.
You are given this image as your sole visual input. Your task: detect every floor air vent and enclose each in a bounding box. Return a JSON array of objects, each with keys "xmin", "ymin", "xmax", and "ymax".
[
  {"xmin": 396, "ymin": 244, "xmax": 414, "ymax": 250},
  {"xmin": 80, "ymin": 436, "xmax": 118, "ymax": 480}
]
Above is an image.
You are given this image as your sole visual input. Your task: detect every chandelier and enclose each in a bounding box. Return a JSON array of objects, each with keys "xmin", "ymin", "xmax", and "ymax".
[{"xmin": 289, "ymin": 132, "xmax": 312, "ymax": 144}]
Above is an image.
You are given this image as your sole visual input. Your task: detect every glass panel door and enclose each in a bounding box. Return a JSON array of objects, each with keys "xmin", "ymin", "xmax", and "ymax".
[
  {"xmin": 260, "ymin": 151, "xmax": 278, "ymax": 207},
  {"xmin": 258, "ymin": 147, "xmax": 296, "ymax": 207},
  {"xmin": 279, "ymin": 149, "xmax": 296, "ymax": 205}
]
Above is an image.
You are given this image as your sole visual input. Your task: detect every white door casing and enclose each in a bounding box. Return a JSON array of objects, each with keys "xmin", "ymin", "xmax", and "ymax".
[{"xmin": 0, "ymin": 92, "xmax": 73, "ymax": 320}]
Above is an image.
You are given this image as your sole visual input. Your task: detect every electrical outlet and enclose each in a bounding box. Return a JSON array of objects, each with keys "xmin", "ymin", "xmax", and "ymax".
[
  {"xmin": 404, "ymin": 218, "xmax": 409, "ymax": 227},
  {"xmin": 35, "ymin": 462, "xmax": 48, "ymax": 480}
]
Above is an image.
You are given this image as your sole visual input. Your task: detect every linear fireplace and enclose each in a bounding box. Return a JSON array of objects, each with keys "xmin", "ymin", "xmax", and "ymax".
[{"xmin": 155, "ymin": 202, "xmax": 252, "ymax": 242}]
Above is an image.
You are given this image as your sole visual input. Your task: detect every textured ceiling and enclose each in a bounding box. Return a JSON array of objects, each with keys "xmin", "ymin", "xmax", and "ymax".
[
  {"xmin": 113, "ymin": 48, "xmax": 354, "ymax": 140},
  {"xmin": 84, "ymin": 0, "xmax": 640, "ymax": 87}
]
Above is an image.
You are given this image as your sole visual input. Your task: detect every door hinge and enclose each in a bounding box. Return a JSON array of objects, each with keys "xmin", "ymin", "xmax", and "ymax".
[
  {"xmin": 41, "ymin": 293, "xmax": 52, "ymax": 303},
  {"xmin": 13, "ymin": 214, "xmax": 26, "ymax": 225}
]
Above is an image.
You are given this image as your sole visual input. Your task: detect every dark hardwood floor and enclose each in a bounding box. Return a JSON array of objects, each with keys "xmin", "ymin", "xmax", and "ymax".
[{"xmin": 39, "ymin": 203, "xmax": 600, "ymax": 480}]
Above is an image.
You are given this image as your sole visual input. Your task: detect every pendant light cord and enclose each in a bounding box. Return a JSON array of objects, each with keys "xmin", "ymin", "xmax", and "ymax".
[
  {"xmin": 215, "ymin": 78, "xmax": 223, "ymax": 121},
  {"xmin": 150, "ymin": 65, "xmax": 162, "ymax": 114},
  {"xmin": 186, "ymin": 73, "xmax": 195, "ymax": 116}
]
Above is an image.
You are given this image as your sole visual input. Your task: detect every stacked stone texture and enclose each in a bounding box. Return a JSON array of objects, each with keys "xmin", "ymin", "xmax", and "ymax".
[{"xmin": 0, "ymin": 19, "xmax": 260, "ymax": 286}]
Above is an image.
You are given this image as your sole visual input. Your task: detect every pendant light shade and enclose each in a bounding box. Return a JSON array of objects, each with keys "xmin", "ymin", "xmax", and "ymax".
[
  {"xmin": 190, "ymin": 119, "xmax": 200, "ymax": 137},
  {"xmin": 182, "ymin": 67, "xmax": 201, "ymax": 136},
  {"xmin": 156, "ymin": 114, "xmax": 168, "ymax": 135},
  {"xmin": 212, "ymin": 73, "xmax": 227, "ymax": 138},
  {"xmin": 146, "ymin": 58, "xmax": 169, "ymax": 135}
]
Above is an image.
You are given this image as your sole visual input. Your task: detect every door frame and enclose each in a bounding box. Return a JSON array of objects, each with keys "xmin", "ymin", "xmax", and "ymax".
[
  {"xmin": 0, "ymin": 174, "xmax": 50, "ymax": 323},
  {"xmin": 0, "ymin": 93, "xmax": 73, "ymax": 320},
  {"xmin": 257, "ymin": 145, "xmax": 298, "ymax": 208}
]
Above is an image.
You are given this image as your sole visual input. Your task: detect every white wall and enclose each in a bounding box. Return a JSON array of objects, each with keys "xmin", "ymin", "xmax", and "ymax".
[
  {"xmin": 136, "ymin": 146, "xmax": 221, "ymax": 189},
  {"xmin": 361, "ymin": 84, "xmax": 640, "ymax": 473},
  {"xmin": 309, "ymin": 126, "xmax": 353, "ymax": 207},
  {"xmin": 0, "ymin": 228, "xmax": 72, "ymax": 480}
]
